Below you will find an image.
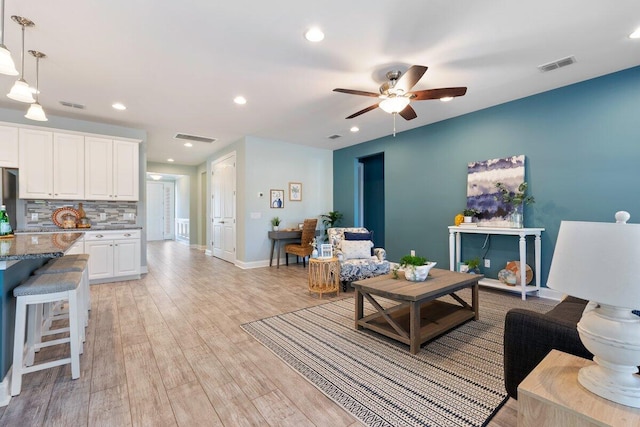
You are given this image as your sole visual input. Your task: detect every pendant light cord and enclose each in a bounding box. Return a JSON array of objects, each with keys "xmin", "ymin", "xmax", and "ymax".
[
  {"xmin": 19, "ymin": 23, "xmax": 24, "ymax": 78},
  {"xmin": 0, "ymin": 0, "xmax": 5, "ymax": 45},
  {"xmin": 34, "ymin": 56, "xmax": 39, "ymax": 101}
]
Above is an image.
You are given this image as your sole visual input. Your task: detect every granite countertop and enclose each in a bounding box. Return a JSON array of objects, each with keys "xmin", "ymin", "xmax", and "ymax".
[
  {"xmin": 0, "ymin": 232, "xmax": 83, "ymax": 261},
  {"xmin": 15, "ymin": 225, "xmax": 142, "ymax": 233}
]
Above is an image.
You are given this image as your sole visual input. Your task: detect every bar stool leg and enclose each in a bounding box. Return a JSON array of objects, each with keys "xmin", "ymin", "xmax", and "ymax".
[
  {"xmin": 68, "ymin": 290, "xmax": 80, "ymax": 379},
  {"xmin": 11, "ymin": 298, "xmax": 27, "ymax": 396}
]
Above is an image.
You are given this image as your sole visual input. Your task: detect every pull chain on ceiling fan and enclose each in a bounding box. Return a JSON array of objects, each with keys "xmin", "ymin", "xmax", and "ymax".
[{"xmin": 333, "ymin": 65, "xmax": 467, "ymax": 136}]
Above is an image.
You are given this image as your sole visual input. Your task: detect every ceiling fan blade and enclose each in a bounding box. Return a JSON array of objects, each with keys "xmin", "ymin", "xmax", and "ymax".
[
  {"xmin": 398, "ymin": 105, "xmax": 417, "ymax": 120},
  {"xmin": 346, "ymin": 104, "xmax": 379, "ymax": 119},
  {"xmin": 333, "ymin": 88, "xmax": 380, "ymax": 98},
  {"xmin": 411, "ymin": 87, "xmax": 468, "ymax": 100},
  {"xmin": 394, "ymin": 65, "xmax": 428, "ymax": 93}
]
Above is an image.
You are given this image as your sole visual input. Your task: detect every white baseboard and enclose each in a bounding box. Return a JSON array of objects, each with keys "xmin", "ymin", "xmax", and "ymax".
[
  {"xmin": 140, "ymin": 265, "xmax": 148, "ymax": 274},
  {"xmin": 0, "ymin": 368, "xmax": 12, "ymax": 407},
  {"xmin": 205, "ymin": 249, "xmax": 212, "ymax": 256},
  {"xmin": 537, "ymin": 286, "xmax": 565, "ymax": 301}
]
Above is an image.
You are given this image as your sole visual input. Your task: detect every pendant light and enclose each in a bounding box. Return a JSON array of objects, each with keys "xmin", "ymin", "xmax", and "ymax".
[
  {"xmin": 7, "ymin": 15, "xmax": 34, "ymax": 103},
  {"xmin": 25, "ymin": 50, "xmax": 46, "ymax": 121},
  {"xmin": 0, "ymin": 0, "xmax": 17, "ymax": 75}
]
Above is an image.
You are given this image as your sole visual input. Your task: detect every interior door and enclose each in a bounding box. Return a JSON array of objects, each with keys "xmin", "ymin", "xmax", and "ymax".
[
  {"xmin": 211, "ymin": 153, "xmax": 236, "ymax": 263},
  {"xmin": 146, "ymin": 181, "xmax": 165, "ymax": 241}
]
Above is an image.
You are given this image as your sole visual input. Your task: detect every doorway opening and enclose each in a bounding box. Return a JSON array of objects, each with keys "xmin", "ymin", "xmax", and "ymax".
[{"xmin": 357, "ymin": 153, "xmax": 385, "ymax": 248}]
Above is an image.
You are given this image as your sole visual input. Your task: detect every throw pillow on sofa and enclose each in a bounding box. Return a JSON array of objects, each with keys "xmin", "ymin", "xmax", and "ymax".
[
  {"xmin": 344, "ymin": 231, "xmax": 374, "ymax": 255},
  {"xmin": 340, "ymin": 240, "xmax": 374, "ymax": 260}
]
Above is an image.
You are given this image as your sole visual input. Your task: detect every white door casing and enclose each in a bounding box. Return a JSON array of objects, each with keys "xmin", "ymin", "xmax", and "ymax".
[
  {"xmin": 146, "ymin": 181, "xmax": 175, "ymax": 241},
  {"xmin": 211, "ymin": 153, "xmax": 236, "ymax": 263}
]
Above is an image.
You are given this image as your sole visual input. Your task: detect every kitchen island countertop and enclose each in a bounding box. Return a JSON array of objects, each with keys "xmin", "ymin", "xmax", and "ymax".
[{"xmin": 0, "ymin": 232, "xmax": 83, "ymax": 263}]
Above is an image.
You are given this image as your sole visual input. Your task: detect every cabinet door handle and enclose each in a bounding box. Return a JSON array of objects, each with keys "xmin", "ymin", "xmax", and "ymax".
[
  {"xmin": 124, "ymin": 233, "xmax": 131, "ymax": 237},
  {"xmin": 96, "ymin": 234, "xmax": 103, "ymax": 238}
]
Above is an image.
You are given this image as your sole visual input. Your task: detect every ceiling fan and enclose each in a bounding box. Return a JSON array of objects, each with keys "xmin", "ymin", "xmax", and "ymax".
[{"xmin": 333, "ymin": 65, "xmax": 467, "ymax": 124}]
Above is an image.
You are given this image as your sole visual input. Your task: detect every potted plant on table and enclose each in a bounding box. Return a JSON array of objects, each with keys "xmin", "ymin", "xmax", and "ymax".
[
  {"xmin": 462, "ymin": 208, "xmax": 480, "ymax": 224},
  {"xmin": 271, "ymin": 216, "xmax": 281, "ymax": 231},
  {"xmin": 495, "ymin": 182, "xmax": 535, "ymax": 228},
  {"xmin": 399, "ymin": 254, "xmax": 437, "ymax": 282}
]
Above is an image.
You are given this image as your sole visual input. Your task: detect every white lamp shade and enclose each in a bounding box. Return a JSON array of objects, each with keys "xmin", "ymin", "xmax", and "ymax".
[
  {"xmin": 547, "ymin": 220, "xmax": 640, "ymax": 307},
  {"xmin": 0, "ymin": 45, "xmax": 17, "ymax": 76},
  {"xmin": 7, "ymin": 78, "xmax": 35, "ymax": 103},
  {"xmin": 25, "ymin": 102, "xmax": 47, "ymax": 121},
  {"xmin": 379, "ymin": 96, "xmax": 410, "ymax": 114}
]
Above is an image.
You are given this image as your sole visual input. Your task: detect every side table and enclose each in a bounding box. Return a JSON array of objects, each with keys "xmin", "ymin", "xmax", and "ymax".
[
  {"xmin": 308, "ymin": 257, "xmax": 340, "ymax": 298},
  {"xmin": 518, "ymin": 350, "xmax": 640, "ymax": 426}
]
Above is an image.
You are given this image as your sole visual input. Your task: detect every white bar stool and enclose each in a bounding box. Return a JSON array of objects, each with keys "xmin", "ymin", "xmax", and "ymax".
[
  {"xmin": 11, "ymin": 271, "xmax": 83, "ymax": 396},
  {"xmin": 33, "ymin": 255, "xmax": 90, "ymax": 342}
]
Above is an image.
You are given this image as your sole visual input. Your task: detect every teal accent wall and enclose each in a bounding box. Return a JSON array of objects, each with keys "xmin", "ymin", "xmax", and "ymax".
[{"xmin": 333, "ymin": 65, "xmax": 640, "ymax": 286}]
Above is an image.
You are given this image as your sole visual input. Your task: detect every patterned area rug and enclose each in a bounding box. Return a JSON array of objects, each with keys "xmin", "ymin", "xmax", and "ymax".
[{"xmin": 242, "ymin": 288, "xmax": 556, "ymax": 427}]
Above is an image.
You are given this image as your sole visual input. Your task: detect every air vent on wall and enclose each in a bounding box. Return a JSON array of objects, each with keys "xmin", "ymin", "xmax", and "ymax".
[
  {"xmin": 59, "ymin": 101, "xmax": 85, "ymax": 109},
  {"xmin": 538, "ymin": 55, "xmax": 577, "ymax": 73},
  {"xmin": 327, "ymin": 134, "xmax": 342, "ymax": 140},
  {"xmin": 174, "ymin": 133, "xmax": 216, "ymax": 143}
]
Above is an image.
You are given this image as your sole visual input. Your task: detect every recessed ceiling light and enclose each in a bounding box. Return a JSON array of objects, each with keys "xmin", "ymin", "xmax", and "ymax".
[
  {"xmin": 234, "ymin": 96, "xmax": 247, "ymax": 105},
  {"xmin": 304, "ymin": 27, "xmax": 325, "ymax": 42},
  {"xmin": 150, "ymin": 174, "xmax": 162, "ymax": 180},
  {"xmin": 184, "ymin": 142, "xmax": 193, "ymax": 147},
  {"xmin": 630, "ymin": 28, "xmax": 640, "ymax": 39},
  {"xmin": 440, "ymin": 96, "xmax": 454, "ymax": 102},
  {"xmin": 112, "ymin": 102, "xmax": 126, "ymax": 110},
  {"xmin": 167, "ymin": 158, "xmax": 174, "ymax": 162},
  {"xmin": 350, "ymin": 126, "xmax": 359, "ymax": 133}
]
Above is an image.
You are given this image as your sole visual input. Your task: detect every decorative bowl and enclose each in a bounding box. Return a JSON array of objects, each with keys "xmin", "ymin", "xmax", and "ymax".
[{"xmin": 404, "ymin": 262, "xmax": 437, "ymax": 282}]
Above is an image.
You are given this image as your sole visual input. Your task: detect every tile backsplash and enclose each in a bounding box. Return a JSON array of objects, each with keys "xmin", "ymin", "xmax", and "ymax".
[{"xmin": 23, "ymin": 200, "xmax": 138, "ymax": 228}]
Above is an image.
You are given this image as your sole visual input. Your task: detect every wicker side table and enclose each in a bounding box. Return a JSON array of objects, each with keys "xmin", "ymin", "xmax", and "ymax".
[{"xmin": 308, "ymin": 257, "xmax": 340, "ymax": 298}]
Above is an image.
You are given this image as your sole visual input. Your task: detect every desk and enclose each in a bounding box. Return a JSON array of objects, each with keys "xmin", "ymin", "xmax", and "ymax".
[
  {"xmin": 518, "ymin": 350, "xmax": 640, "ymax": 426},
  {"xmin": 448, "ymin": 226, "xmax": 544, "ymax": 300},
  {"xmin": 268, "ymin": 230, "xmax": 301, "ymax": 268}
]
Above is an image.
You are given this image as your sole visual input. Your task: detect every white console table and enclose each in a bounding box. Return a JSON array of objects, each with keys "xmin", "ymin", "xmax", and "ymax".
[{"xmin": 448, "ymin": 225, "xmax": 545, "ymax": 300}]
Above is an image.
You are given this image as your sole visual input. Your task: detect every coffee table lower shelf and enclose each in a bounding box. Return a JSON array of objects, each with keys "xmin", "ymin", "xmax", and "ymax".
[{"xmin": 357, "ymin": 300, "xmax": 476, "ymax": 349}]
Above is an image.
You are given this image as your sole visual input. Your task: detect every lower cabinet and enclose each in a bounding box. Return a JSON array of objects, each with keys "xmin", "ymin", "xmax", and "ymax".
[{"xmin": 84, "ymin": 230, "xmax": 141, "ymax": 283}]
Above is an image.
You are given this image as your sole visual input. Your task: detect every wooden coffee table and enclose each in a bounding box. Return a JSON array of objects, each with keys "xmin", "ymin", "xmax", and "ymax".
[{"xmin": 352, "ymin": 268, "xmax": 482, "ymax": 354}]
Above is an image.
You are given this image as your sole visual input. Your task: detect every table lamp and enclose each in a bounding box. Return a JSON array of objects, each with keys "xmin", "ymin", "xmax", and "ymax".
[{"xmin": 547, "ymin": 211, "xmax": 640, "ymax": 407}]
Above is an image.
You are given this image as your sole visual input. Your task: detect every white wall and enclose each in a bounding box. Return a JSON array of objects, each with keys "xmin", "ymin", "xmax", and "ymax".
[
  {"xmin": 204, "ymin": 136, "xmax": 333, "ymax": 267},
  {"xmin": 175, "ymin": 176, "xmax": 189, "ymax": 219},
  {"xmin": 242, "ymin": 136, "xmax": 332, "ymax": 265}
]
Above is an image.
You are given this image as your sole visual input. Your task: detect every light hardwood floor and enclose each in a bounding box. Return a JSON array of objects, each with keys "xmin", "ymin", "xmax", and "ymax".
[{"xmin": 0, "ymin": 241, "xmax": 517, "ymax": 426}]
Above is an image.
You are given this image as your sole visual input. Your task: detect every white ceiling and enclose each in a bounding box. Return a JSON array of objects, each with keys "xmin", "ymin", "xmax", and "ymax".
[{"xmin": 1, "ymin": 1, "xmax": 638, "ymax": 166}]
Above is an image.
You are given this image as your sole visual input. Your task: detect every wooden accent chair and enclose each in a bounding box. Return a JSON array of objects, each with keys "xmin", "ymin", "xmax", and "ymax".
[{"xmin": 285, "ymin": 218, "xmax": 318, "ymax": 267}]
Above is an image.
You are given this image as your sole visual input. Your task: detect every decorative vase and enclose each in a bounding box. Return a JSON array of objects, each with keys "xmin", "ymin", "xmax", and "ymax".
[
  {"xmin": 510, "ymin": 205, "xmax": 523, "ymax": 228},
  {"xmin": 404, "ymin": 262, "xmax": 437, "ymax": 282},
  {"xmin": 311, "ymin": 248, "xmax": 318, "ymax": 258}
]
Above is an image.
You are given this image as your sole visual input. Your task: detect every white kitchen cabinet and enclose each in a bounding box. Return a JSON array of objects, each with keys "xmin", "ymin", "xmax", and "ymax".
[
  {"xmin": 0, "ymin": 125, "xmax": 19, "ymax": 167},
  {"xmin": 84, "ymin": 230, "xmax": 141, "ymax": 283},
  {"xmin": 19, "ymin": 129, "xmax": 84, "ymax": 199},
  {"xmin": 85, "ymin": 137, "xmax": 139, "ymax": 201}
]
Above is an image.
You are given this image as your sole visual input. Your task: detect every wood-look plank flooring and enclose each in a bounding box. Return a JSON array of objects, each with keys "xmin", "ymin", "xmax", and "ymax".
[{"xmin": 0, "ymin": 241, "xmax": 518, "ymax": 426}]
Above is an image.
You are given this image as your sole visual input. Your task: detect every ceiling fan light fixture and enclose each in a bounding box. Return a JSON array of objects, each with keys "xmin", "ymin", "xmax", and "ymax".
[
  {"xmin": 440, "ymin": 96, "xmax": 454, "ymax": 102},
  {"xmin": 630, "ymin": 28, "xmax": 640, "ymax": 39},
  {"xmin": 25, "ymin": 101, "xmax": 47, "ymax": 121},
  {"xmin": 379, "ymin": 96, "xmax": 410, "ymax": 114}
]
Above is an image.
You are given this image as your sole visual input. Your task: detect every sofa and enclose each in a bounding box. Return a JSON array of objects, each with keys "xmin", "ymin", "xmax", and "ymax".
[
  {"xmin": 503, "ymin": 296, "xmax": 592, "ymax": 399},
  {"xmin": 327, "ymin": 227, "xmax": 390, "ymax": 290}
]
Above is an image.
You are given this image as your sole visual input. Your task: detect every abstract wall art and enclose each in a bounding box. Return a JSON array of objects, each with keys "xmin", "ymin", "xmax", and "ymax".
[{"xmin": 466, "ymin": 155, "xmax": 525, "ymax": 226}]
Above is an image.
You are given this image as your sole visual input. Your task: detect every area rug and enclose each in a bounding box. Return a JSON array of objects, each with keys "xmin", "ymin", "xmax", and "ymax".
[{"xmin": 242, "ymin": 288, "xmax": 556, "ymax": 427}]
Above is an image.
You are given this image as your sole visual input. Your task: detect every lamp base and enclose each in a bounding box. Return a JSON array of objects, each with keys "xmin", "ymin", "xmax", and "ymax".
[
  {"xmin": 578, "ymin": 362, "xmax": 640, "ymax": 408},
  {"xmin": 577, "ymin": 303, "xmax": 640, "ymax": 408}
]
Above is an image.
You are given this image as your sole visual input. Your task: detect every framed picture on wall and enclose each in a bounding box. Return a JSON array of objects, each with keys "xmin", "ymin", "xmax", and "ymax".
[
  {"xmin": 270, "ymin": 189, "xmax": 284, "ymax": 208},
  {"xmin": 289, "ymin": 182, "xmax": 302, "ymax": 201}
]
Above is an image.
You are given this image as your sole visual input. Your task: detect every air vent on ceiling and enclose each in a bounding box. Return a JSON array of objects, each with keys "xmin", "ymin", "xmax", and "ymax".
[
  {"xmin": 538, "ymin": 55, "xmax": 577, "ymax": 73},
  {"xmin": 327, "ymin": 134, "xmax": 342, "ymax": 140},
  {"xmin": 173, "ymin": 133, "xmax": 216, "ymax": 143},
  {"xmin": 59, "ymin": 101, "xmax": 85, "ymax": 109}
]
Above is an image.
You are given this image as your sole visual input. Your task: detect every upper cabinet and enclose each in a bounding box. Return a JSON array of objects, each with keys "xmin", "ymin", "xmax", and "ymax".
[
  {"xmin": 16, "ymin": 124, "xmax": 140, "ymax": 201},
  {"xmin": 0, "ymin": 125, "xmax": 18, "ymax": 168},
  {"xmin": 85, "ymin": 137, "xmax": 139, "ymax": 201},
  {"xmin": 19, "ymin": 129, "xmax": 85, "ymax": 199}
]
